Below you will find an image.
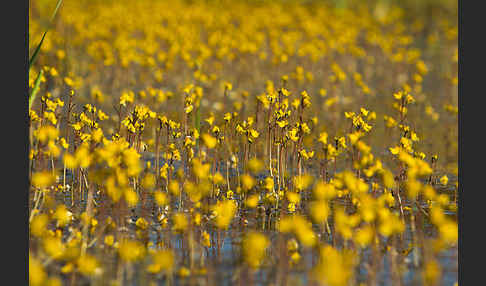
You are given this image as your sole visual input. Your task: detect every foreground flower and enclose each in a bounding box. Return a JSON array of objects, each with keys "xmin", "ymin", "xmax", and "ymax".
[{"xmin": 242, "ymin": 232, "xmax": 269, "ymax": 269}]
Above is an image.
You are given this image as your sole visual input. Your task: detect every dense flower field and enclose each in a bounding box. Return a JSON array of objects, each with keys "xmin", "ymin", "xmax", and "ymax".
[{"xmin": 29, "ymin": 0, "xmax": 457, "ymax": 285}]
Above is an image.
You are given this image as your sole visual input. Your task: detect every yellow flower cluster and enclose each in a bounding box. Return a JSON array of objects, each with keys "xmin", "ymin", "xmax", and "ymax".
[{"xmin": 29, "ymin": 0, "xmax": 457, "ymax": 284}]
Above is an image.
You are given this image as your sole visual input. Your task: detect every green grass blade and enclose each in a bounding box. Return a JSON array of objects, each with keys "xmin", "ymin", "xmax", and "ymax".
[
  {"xmin": 29, "ymin": 69, "xmax": 44, "ymax": 110},
  {"xmin": 50, "ymin": 0, "xmax": 63, "ymax": 22},
  {"xmin": 29, "ymin": 31, "xmax": 47, "ymax": 71},
  {"xmin": 29, "ymin": 0, "xmax": 63, "ymax": 71}
]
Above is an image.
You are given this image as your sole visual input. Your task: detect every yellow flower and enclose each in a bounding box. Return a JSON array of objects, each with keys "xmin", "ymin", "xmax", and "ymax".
[
  {"xmin": 309, "ymin": 200, "xmax": 330, "ymax": 223},
  {"xmin": 249, "ymin": 129, "xmax": 259, "ymax": 139},
  {"xmin": 201, "ymin": 231, "xmax": 211, "ymax": 248},
  {"xmin": 287, "ymin": 128, "xmax": 299, "ymax": 142},
  {"xmin": 287, "ymin": 202, "xmax": 296, "ymax": 212},
  {"xmin": 59, "ymin": 137, "xmax": 69, "ymax": 149},
  {"xmin": 169, "ymin": 180, "xmax": 180, "ymax": 196},
  {"xmin": 31, "ymin": 171, "xmax": 55, "ymax": 188},
  {"xmin": 440, "ymin": 175, "xmax": 449, "ymax": 185},
  {"xmin": 245, "ymin": 194, "xmax": 259, "ymax": 208},
  {"xmin": 354, "ymin": 225, "xmax": 374, "ymax": 248},
  {"xmin": 325, "ymin": 97, "xmax": 338, "ymax": 107},
  {"xmin": 172, "ymin": 213, "xmax": 189, "ymax": 232},
  {"xmin": 279, "ymin": 215, "xmax": 316, "ymax": 247},
  {"xmin": 286, "ymin": 192, "xmax": 300, "ymax": 204},
  {"xmin": 118, "ymin": 239, "xmax": 146, "ymax": 262},
  {"xmin": 61, "ymin": 263, "xmax": 74, "ymax": 274},
  {"xmin": 241, "ymin": 174, "xmax": 256, "ymax": 191},
  {"xmin": 277, "ymin": 120, "xmax": 288, "ymax": 128},
  {"xmin": 104, "ymin": 235, "xmax": 115, "ymax": 247},
  {"xmin": 360, "ymin": 108, "xmax": 369, "ymax": 116},
  {"xmin": 293, "ymin": 175, "xmax": 313, "ymax": 191},
  {"xmin": 336, "ymin": 137, "xmax": 347, "ymax": 149},
  {"xmin": 43, "ymin": 236, "xmax": 65, "ymax": 260},
  {"xmin": 223, "ymin": 112, "xmax": 232, "ymax": 122},
  {"xmin": 120, "ymin": 91, "xmax": 135, "ymax": 106},
  {"xmin": 192, "ymin": 159, "xmax": 210, "ymax": 179},
  {"xmin": 318, "ymin": 132, "xmax": 328, "ymax": 145},
  {"xmin": 205, "ymin": 113, "xmax": 215, "ymax": 125},
  {"xmin": 147, "ymin": 250, "xmax": 174, "ymax": 273},
  {"xmin": 136, "ymin": 217, "xmax": 149, "ymax": 230},
  {"xmin": 92, "ymin": 128, "xmax": 104, "ymax": 143},
  {"xmin": 154, "ymin": 191, "xmax": 168, "ymax": 206},
  {"xmin": 439, "ymin": 221, "xmax": 458, "ymax": 244},
  {"xmin": 77, "ymin": 254, "xmax": 100, "ymax": 276},
  {"xmin": 201, "ymin": 133, "xmax": 217, "ymax": 149},
  {"xmin": 298, "ymin": 149, "xmax": 314, "ymax": 160},
  {"xmin": 247, "ymin": 157, "xmax": 264, "ymax": 173},
  {"xmin": 30, "ymin": 214, "xmax": 49, "ymax": 237},
  {"xmin": 185, "ymin": 105, "xmax": 194, "ymax": 114},
  {"xmin": 53, "ymin": 205, "xmax": 72, "ymax": 227},
  {"xmin": 335, "ymin": 209, "xmax": 360, "ymax": 239},
  {"xmin": 29, "ymin": 255, "xmax": 46, "ymax": 286},
  {"xmin": 389, "ymin": 146, "xmax": 400, "ymax": 155},
  {"xmin": 142, "ymin": 173, "xmax": 156, "ymax": 189},
  {"xmin": 344, "ymin": 111, "xmax": 355, "ymax": 119},
  {"xmin": 423, "ymin": 260, "xmax": 441, "ymax": 286},
  {"xmin": 313, "ymin": 181, "xmax": 337, "ymax": 200},
  {"xmin": 178, "ymin": 266, "xmax": 191, "ymax": 277},
  {"xmin": 264, "ymin": 177, "xmax": 274, "ymax": 191},
  {"xmin": 124, "ymin": 189, "xmax": 139, "ymax": 207},
  {"xmin": 378, "ymin": 209, "xmax": 404, "ymax": 237},
  {"xmin": 211, "ymin": 200, "xmax": 237, "ymax": 230},
  {"xmin": 313, "ymin": 246, "xmax": 356, "ymax": 286},
  {"xmin": 242, "ymin": 232, "xmax": 269, "ymax": 268},
  {"xmin": 290, "ymin": 251, "xmax": 301, "ymax": 265},
  {"xmin": 45, "ymin": 277, "xmax": 62, "ymax": 286},
  {"xmin": 393, "ymin": 91, "xmax": 404, "ymax": 100},
  {"xmin": 224, "ymin": 82, "xmax": 233, "ymax": 91}
]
